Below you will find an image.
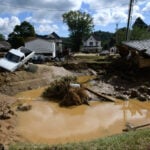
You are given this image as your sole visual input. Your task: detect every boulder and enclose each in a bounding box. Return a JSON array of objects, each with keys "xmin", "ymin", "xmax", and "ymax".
[
  {"xmin": 116, "ymin": 94, "xmax": 129, "ymax": 100},
  {"xmin": 138, "ymin": 94, "xmax": 147, "ymax": 101},
  {"xmin": 147, "ymin": 88, "xmax": 150, "ymax": 95},
  {"xmin": 0, "ymin": 143, "xmax": 4, "ymax": 150},
  {"xmin": 88, "ymin": 69, "xmax": 97, "ymax": 76},
  {"xmin": 130, "ymin": 89, "xmax": 139, "ymax": 98},
  {"xmin": 138, "ymin": 85, "xmax": 148, "ymax": 93},
  {"xmin": 17, "ymin": 103, "xmax": 32, "ymax": 111}
]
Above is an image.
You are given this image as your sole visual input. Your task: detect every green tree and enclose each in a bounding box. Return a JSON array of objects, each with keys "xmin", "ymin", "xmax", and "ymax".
[
  {"xmin": 63, "ymin": 10, "xmax": 94, "ymax": 51},
  {"xmin": 0, "ymin": 33, "xmax": 5, "ymax": 41},
  {"xmin": 131, "ymin": 27, "xmax": 150, "ymax": 40},
  {"xmin": 115, "ymin": 27, "xmax": 127, "ymax": 45},
  {"xmin": 8, "ymin": 32, "xmax": 24, "ymax": 48},
  {"xmin": 14, "ymin": 21, "xmax": 35, "ymax": 38},
  {"xmin": 8, "ymin": 21, "xmax": 35, "ymax": 48},
  {"xmin": 132, "ymin": 17, "xmax": 148, "ymax": 29},
  {"xmin": 131, "ymin": 17, "xmax": 150, "ymax": 40}
]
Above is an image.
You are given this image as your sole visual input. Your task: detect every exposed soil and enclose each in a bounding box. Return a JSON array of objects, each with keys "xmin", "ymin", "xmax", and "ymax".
[
  {"xmin": 0, "ymin": 64, "xmax": 72, "ymax": 96},
  {"xmin": 0, "ymin": 94, "xmax": 25, "ymax": 149},
  {"xmin": 0, "ymin": 58, "xmax": 149, "ymax": 148},
  {"xmin": 0, "ymin": 64, "xmax": 72, "ymax": 149},
  {"xmin": 63, "ymin": 59, "xmax": 150, "ymax": 101}
]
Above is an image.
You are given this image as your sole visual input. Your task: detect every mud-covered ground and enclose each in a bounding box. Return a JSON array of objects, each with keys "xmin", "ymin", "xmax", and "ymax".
[
  {"xmin": 0, "ymin": 64, "xmax": 72, "ymax": 149},
  {"xmin": 0, "ymin": 64, "xmax": 72, "ymax": 96},
  {"xmin": 0, "ymin": 56, "xmax": 150, "ymax": 149},
  {"xmin": 62, "ymin": 57, "xmax": 150, "ymax": 101}
]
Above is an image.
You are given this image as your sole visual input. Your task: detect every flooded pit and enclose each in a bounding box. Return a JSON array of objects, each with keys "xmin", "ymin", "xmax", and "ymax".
[{"xmin": 15, "ymin": 87, "xmax": 150, "ymax": 145}]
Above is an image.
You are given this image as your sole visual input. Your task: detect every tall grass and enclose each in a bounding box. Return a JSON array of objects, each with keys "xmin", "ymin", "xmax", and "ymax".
[{"xmin": 9, "ymin": 128, "xmax": 150, "ymax": 150}]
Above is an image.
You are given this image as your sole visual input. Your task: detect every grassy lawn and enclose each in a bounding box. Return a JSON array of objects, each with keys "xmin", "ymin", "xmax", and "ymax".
[
  {"xmin": 74, "ymin": 55, "xmax": 107, "ymax": 62},
  {"xmin": 9, "ymin": 128, "xmax": 150, "ymax": 150}
]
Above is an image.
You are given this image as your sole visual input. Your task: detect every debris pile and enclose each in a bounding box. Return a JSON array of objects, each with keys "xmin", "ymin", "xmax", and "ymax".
[{"xmin": 42, "ymin": 76, "xmax": 89, "ymax": 106}]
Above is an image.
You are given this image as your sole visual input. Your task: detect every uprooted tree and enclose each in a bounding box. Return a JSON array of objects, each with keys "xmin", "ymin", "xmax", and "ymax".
[{"xmin": 42, "ymin": 76, "xmax": 89, "ymax": 106}]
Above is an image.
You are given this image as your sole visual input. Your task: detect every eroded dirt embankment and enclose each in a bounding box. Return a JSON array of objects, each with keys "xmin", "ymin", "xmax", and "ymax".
[
  {"xmin": 0, "ymin": 64, "xmax": 72, "ymax": 96},
  {"xmin": 0, "ymin": 64, "xmax": 72, "ymax": 148}
]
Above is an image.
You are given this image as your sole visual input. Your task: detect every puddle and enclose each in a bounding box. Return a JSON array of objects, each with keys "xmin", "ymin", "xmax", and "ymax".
[{"xmin": 15, "ymin": 87, "xmax": 150, "ymax": 145}]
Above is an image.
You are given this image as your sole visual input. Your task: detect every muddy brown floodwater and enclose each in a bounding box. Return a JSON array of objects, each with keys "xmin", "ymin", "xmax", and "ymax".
[{"xmin": 15, "ymin": 87, "xmax": 150, "ymax": 145}]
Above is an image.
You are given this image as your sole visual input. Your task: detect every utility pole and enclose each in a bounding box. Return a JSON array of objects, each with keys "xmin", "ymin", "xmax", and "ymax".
[
  {"xmin": 116, "ymin": 23, "xmax": 118, "ymax": 44},
  {"xmin": 126, "ymin": 0, "xmax": 134, "ymax": 41}
]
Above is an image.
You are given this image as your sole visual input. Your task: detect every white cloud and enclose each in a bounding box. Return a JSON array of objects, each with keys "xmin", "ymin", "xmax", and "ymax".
[
  {"xmin": 35, "ymin": 24, "xmax": 59, "ymax": 35},
  {"xmin": 0, "ymin": 16, "xmax": 20, "ymax": 37},
  {"xmin": 0, "ymin": 0, "xmax": 149, "ymax": 36},
  {"xmin": 83, "ymin": 0, "xmax": 129, "ymax": 26},
  {"xmin": 132, "ymin": 5, "xmax": 144, "ymax": 21},
  {"xmin": 142, "ymin": 2, "xmax": 150, "ymax": 12}
]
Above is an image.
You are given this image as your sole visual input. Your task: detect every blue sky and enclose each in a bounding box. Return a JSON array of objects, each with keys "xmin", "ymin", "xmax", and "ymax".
[{"xmin": 0, "ymin": 0, "xmax": 150, "ymax": 38}]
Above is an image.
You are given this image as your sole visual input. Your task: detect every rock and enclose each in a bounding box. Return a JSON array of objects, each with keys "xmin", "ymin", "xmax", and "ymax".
[
  {"xmin": 17, "ymin": 103, "xmax": 32, "ymax": 111},
  {"xmin": 130, "ymin": 89, "xmax": 139, "ymax": 98},
  {"xmin": 123, "ymin": 91, "xmax": 130, "ymax": 95},
  {"xmin": 8, "ymin": 110, "xmax": 14, "ymax": 115},
  {"xmin": 0, "ymin": 143, "xmax": 4, "ymax": 150},
  {"xmin": 115, "ymin": 86, "xmax": 125, "ymax": 91},
  {"xmin": 138, "ymin": 94, "xmax": 147, "ymax": 101},
  {"xmin": 88, "ymin": 69, "xmax": 97, "ymax": 76},
  {"xmin": 147, "ymin": 88, "xmax": 150, "ymax": 95},
  {"xmin": 138, "ymin": 85, "xmax": 148, "ymax": 93},
  {"xmin": 98, "ymin": 70, "xmax": 106, "ymax": 75},
  {"xmin": 28, "ymin": 86, "xmax": 32, "ymax": 90},
  {"xmin": 116, "ymin": 95, "xmax": 129, "ymax": 100}
]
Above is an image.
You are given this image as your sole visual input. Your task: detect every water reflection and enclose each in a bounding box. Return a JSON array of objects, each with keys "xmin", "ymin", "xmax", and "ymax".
[{"xmin": 15, "ymin": 88, "xmax": 150, "ymax": 144}]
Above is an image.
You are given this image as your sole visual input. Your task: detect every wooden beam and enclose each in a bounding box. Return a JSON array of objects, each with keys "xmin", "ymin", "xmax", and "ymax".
[
  {"xmin": 123, "ymin": 123, "xmax": 150, "ymax": 132},
  {"xmin": 83, "ymin": 87, "xmax": 116, "ymax": 102}
]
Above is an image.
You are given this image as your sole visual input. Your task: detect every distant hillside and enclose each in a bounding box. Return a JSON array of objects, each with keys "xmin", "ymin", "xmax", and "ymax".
[
  {"xmin": 93, "ymin": 30, "xmax": 115, "ymax": 49},
  {"xmin": 93, "ymin": 30, "xmax": 114, "ymax": 41}
]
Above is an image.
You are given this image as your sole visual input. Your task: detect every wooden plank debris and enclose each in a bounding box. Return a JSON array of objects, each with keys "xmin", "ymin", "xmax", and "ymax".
[
  {"xmin": 83, "ymin": 87, "xmax": 116, "ymax": 102},
  {"xmin": 123, "ymin": 122, "xmax": 150, "ymax": 132}
]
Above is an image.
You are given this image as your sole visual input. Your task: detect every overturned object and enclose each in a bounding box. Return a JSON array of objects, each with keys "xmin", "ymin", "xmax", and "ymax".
[{"xmin": 0, "ymin": 47, "xmax": 35, "ymax": 72}]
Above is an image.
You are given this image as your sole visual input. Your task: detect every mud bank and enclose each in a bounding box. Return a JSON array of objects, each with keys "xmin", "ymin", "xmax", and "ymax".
[
  {"xmin": 0, "ymin": 94, "xmax": 25, "ymax": 149},
  {"xmin": 0, "ymin": 65, "xmax": 72, "ymax": 96}
]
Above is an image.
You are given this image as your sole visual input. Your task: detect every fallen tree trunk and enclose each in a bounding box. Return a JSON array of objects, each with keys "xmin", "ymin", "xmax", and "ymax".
[{"xmin": 83, "ymin": 87, "xmax": 116, "ymax": 102}]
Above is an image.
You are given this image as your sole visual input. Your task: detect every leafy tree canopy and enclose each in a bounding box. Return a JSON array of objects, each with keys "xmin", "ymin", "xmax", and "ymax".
[
  {"xmin": 132, "ymin": 17, "xmax": 148, "ymax": 29},
  {"xmin": 0, "ymin": 33, "xmax": 5, "ymax": 41},
  {"xmin": 8, "ymin": 21, "xmax": 35, "ymax": 48},
  {"xmin": 115, "ymin": 27, "xmax": 127, "ymax": 45},
  {"xmin": 8, "ymin": 33, "xmax": 24, "ymax": 49},
  {"xmin": 63, "ymin": 10, "xmax": 94, "ymax": 51}
]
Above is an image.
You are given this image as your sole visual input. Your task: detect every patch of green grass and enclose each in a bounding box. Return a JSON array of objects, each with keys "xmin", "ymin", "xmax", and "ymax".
[
  {"xmin": 9, "ymin": 128, "xmax": 150, "ymax": 150},
  {"xmin": 75, "ymin": 55, "xmax": 106, "ymax": 62}
]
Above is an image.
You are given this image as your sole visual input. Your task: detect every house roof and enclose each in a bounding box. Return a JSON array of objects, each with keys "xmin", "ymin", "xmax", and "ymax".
[
  {"xmin": 47, "ymin": 32, "xmax": 61, "ymax": 39},
  {"xmin": 122, "ymin": 39, "xmax": 150, "ymax": 56},
  {"xmin": 36, "ymin": 32, "xmax": 61, "ymax": 40},
  {"xmin": 25, "ymin": 38, "xmax": 55, "ymax": 54},
  {"xmin": 83, "ymin": 33, "xmax": 101, "ymax": 41},
  {"xmin": 92, "ymin": 33, "xmax": 101, "ymax": 41}
]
